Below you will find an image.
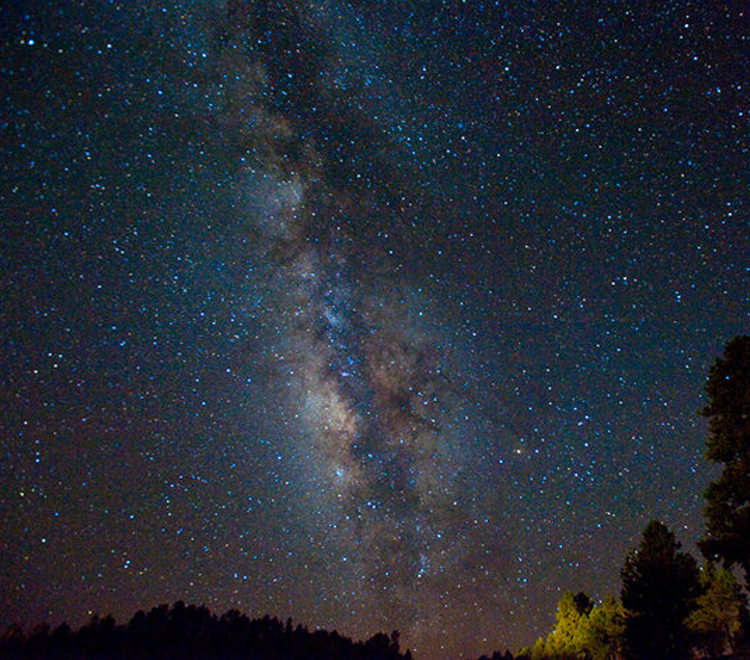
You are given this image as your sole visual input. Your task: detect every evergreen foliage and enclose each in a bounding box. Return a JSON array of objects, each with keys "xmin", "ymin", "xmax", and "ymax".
[
  {"xmin": 620, "ymin": 520, "xmax": 701, "ymax": 660},
  {"xmin": 0, "ymin": 602, "xmax": 411, "ymax": 660},
  {"xmin": 516, "ymin": 592, "xmax": 623, "ymax": 660},
  {"xmin": 580, "ymin": 596, "xmax": 625, "ymax": 660},
  {"xmin": 687, "ymin": 563, "xmax": 749, "ymax": 659},
  {"xmin": 699, "ymin": 336, "xmax": 750, "ymax": 585}
]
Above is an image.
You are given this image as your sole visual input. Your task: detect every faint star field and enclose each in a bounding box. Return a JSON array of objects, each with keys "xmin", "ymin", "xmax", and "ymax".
[{"xmin": 1, "ymin": 2, "xmax": 749, "ymax": 660}]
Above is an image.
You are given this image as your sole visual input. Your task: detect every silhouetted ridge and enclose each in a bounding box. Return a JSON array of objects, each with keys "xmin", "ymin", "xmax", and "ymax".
[{"xmin": 0, "ymin": 601, "xmax": 412, "ymax": 660}]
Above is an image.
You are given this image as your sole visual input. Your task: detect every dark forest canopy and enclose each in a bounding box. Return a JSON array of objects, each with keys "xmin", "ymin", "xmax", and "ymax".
[{"xmin": 0, "ymin": 601, "xmax": 418, "ymax": 660}]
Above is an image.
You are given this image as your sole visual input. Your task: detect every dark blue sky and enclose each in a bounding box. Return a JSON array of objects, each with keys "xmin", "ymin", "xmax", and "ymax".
[{"xmin": 2, "ymin": 1, "xmax": 749, "ymax": 659}]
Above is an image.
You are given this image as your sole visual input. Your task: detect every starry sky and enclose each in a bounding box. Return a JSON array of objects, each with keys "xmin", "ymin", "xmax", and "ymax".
[{"xmin": 1, "ymin": 1, "xmax": 749, "ymax": 658}]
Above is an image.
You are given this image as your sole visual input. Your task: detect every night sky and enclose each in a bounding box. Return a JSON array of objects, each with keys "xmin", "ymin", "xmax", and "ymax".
[{"xmin": 2, "ymin": 1, "xmax": 749, "ymax": 659}]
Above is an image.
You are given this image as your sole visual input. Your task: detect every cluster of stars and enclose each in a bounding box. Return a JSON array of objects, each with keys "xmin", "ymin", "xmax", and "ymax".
[{"xmin": 2, "ymin": 1, "xmax": 749, "ymax": 659}]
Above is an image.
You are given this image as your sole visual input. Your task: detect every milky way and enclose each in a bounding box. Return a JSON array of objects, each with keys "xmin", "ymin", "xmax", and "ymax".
[
  {"xmin": 218, "ymin": 8, "xmax": 512, "ymax": 637},
  {"xmin": 3, "ymin": 1, "xmax": 749, "ymax": 659}
]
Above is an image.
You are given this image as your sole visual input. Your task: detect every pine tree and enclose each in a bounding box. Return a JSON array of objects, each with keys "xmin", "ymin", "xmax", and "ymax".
[
  {"xmin": 699, "ymin": 336, "xmax": 750, "ymax": 585},
  {"xmin": 621, "ymin": 520, "xmax": 701, "ymax": 660},
  {"xmin": 582, "ymin": 596, "xmax": 625, "ymax": 660},
  {"xmin": 686, "ymin": 563, "xmax": 748, "ymax": 658},
  {"xmin": 544, "ymin": 592, "xmax": 593, "ymax": 660}
]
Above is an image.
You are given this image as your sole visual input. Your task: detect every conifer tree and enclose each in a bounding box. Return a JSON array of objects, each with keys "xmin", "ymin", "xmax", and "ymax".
[
  {"xmin": 699, "ymin": 336, "xmax": 750, "ymax": 585},
  {"xmin": 621, "ymin": 520, "xmax": 701, "ymax": 660}
]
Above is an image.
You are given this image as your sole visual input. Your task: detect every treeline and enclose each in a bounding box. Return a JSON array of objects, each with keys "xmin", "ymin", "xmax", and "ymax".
[{"xmin": 0, "ymin": 602, "xmax": 410, "ymax": 660}]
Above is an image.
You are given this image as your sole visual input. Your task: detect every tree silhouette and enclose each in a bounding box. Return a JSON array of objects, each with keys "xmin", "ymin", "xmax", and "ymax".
[
  {"xmin": 0, "ymin": 602, "xmax": 416, "ymax": 660},
  {"xmin": 699, "ymin": 335, "xmax": 750, "ymax": 586},
  {"xmin": 620, "ymin": 520, "xmax": 701, "ymax": 660}
]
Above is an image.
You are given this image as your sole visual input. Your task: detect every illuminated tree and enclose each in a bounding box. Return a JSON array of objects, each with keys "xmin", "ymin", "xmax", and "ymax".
[
  {"xmin": 544, "ymin": 592, "xmax": 593, "ymax": 660},
  {"xmin": 686, "ymin": 563, "xmax": 748, "ymax": 658},
  {"xmin": 581, "ymin": 596, "xmax": 625, "ymax": 660},
  {"xmin": 532, "ymin": 636, "xmax": 548, "ymax": 660}
]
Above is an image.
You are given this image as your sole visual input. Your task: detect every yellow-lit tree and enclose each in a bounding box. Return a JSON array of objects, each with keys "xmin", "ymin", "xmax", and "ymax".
[{"xmin": 687, "ymin": 563, "xmax": 748, "ymax": 659}]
